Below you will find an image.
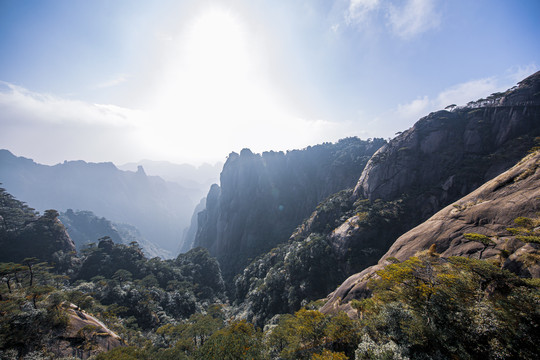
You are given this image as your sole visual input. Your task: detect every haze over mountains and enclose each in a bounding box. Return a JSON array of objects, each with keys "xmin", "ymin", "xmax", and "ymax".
[
  {"xmin": 190, "ymin": 137, "xmax": 386, "ymax": 281},
  {"xmin": 0, "ymin": 152, "xmax": 220, "ymax": 256},
  {"xmin": 118, "ymin": 160, "xmax": 222, "ymax": 193},
  {"xmin": 0, "ymin": 71, "xmax": 539, "ymax": 359}
]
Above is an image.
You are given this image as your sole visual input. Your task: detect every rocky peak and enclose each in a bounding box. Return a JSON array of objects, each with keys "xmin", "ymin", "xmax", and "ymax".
[
  {"xmin": 136, "ymin": 165, "xmax": 146, "ymax": 175},
  {"xmin": 354, "ymin": 72, "xmax": 540, "ymax": 218}
]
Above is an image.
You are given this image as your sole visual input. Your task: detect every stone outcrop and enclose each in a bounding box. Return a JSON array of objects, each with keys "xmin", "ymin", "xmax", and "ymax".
[
  {"xmin": 50, "ymin": 303, "xmax": 124, "ymax": 359},
  {"xmin": 321, "ymin": 150, "xmax": 540, "ymax": 316},
  {"xmin": 354, "ymin": 71, "xmax": 540, "ymax": 219}
]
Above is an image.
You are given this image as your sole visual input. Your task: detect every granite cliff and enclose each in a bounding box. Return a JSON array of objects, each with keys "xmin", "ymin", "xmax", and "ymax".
[
  {"xmin": 321, "ymin": 149, "xmax": 540, "ymax": 316},
  {"xmin": 355, "ymin": 71, "xmax": 540, "ymax": 216}
]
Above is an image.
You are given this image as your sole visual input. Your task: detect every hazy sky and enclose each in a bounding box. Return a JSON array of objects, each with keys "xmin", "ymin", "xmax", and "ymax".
[{"xmin": 1, "ymin": 0, "xmax": 539, "ymax": 165}]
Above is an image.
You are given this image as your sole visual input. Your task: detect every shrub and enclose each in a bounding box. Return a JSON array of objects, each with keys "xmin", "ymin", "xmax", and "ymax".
[{"xmin": 464, "ymin": 233, "xmax": 493, "ymax": 245}]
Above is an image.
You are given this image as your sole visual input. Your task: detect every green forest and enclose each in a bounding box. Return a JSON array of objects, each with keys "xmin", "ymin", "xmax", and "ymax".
[{"xmin": 1, "ymin": 233, "xmax": 538, "ymax": 359}]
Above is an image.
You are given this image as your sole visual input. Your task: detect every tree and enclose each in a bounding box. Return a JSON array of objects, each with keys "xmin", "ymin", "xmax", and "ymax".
[
  {"xmin": 196, "ymin": 320, "xmax": 264, "ymax": 360},
  {"xmin": 359, "ymin": 252, "xmax": 540, "ymax": 359}
]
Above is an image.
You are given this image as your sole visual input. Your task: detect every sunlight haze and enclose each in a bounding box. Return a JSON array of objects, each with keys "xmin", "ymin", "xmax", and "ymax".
[{"xmin": 0, "ymin": 0, "xmax": 538, "ymax": 165}]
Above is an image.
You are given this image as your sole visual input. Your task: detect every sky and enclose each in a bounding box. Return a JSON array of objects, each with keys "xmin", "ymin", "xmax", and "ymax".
[{"xmin": 0, "ymin": 0, "xmax": 539, "ymax": 166}]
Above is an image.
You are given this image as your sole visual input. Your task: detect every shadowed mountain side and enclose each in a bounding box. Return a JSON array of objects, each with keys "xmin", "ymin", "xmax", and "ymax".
[
  {"xmin": 179, "ymin": 197, "xmax": 206, "ymax": 255},
  {"xmin": 321, "ymin": 150, "xmax": 540, "ymax": 316},
  {"xmin": 0, "ymin": 187, "xmax": 76, "ymax": 269},
  {"xmin": 192, "ymin": 137, "xmax": 386, "ymax": 281}
]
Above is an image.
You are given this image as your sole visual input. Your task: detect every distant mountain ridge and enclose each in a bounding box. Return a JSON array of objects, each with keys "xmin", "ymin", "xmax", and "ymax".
[
  {"xmin": 118, "ymin": 159, "xmax": 222, "ymax": 198},
  {"xmin": 0, "ymin": 152, "xmax": 199, "ymax": 254}
]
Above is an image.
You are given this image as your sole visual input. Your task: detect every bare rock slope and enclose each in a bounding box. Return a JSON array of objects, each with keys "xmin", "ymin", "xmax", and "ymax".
[
  {"xmin": 50, "ymin": 303, "xmax": 124, "ymax": 359},
  {"xmin": 322, "ymin": 150, "xmax": 540, "ymax": 316}
]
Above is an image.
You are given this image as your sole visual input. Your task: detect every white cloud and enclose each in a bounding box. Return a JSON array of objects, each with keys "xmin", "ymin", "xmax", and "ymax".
[
  {"xmin": 0, "ymin": 81, "xmax": 141, "ymax": 127},
  {"xmin": 433, "ymin": 77, "xmax": 500, "ymax": 109},
  {"xmin": 387, "ymin": 0, "xmax": 440, "ymax": 39},
  {"xmin": 95, "ymin": 74, "xmax": 130, "ymax": 89},
  {"xmin": 346, "ymin": 0, "xmax": 380, "ymax": 25},
  {"xmin": 0, "ymin": 78, "xmax": 354, "ymax": 166},
  {"xmin": 506, "ymin": 63, "xmax": 538, "ymax": 84},
  {"xmin": 344, "ymin": 0, "xmax": 440, "ymax": 38},
  {"xmin": 393, "ymin": 77, "xmax": 502, "ymax": 125},
  {"xmin": 1, "ymin": 7, "xmax": 359, "ymax": 166},
  {"xmin": 395, "ymin": 95, "xmax": 430, "ymax": 120},
  {"xmin": 330, "ymin": 23, "xmax": 340, "ymax": 34},
  {"xmin": 0, "ymin": 81, "xmax": 149, "ymax": 164}
]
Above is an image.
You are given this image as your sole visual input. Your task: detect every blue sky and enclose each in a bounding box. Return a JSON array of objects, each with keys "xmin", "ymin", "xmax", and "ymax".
[{"xmin": 0, "ymin": 0, "xmax": 539, "ymax": 165}]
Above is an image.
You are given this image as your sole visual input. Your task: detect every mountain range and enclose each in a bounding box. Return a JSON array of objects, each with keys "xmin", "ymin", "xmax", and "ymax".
[
  {"xmin": 0, "ymin": 71, "xmax": 539, "ymax": 359},
  {"xmin": 0, "ymin": 153, "xmax": 205, "ymax": 255}
]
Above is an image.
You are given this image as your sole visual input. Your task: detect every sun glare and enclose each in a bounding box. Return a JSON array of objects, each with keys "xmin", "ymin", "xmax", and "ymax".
[
  {"xmin": 141, "ymin": 8, "xmax": 285, "ymax": 161},
  {"xmin": 139, "ymin": 7, "xmax": 345, "ymax": 164}
]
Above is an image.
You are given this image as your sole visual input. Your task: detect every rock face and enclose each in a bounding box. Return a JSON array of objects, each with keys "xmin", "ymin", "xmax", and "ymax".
[
  {"xmin": 354, "ymin": 71, "xmax": 540, "ymax": 219},
  {"xmin": 0, "ymin": 152, "xmax": 196, "ymax": 254},
  {"xmin": 321, "ymin": 150, "xmax": 540, "ymax": 316},
  {"xmin": 51, "ymin": 304, "xmax": 124, "ymax": 359},
  {"xmin": 192, "ymin": 138, "xmax": 386, "ymax": 280}
]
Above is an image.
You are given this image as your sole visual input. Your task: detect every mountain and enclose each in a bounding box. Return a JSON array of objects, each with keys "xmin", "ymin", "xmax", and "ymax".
[
  {"xmin": 59, "ymin": 209, "xmax": 171, "ymax": 258},
  {"xmin": 1, "ymin": 73, "xmax": 539, "ymax": 359},
  {"xmin": 0, "ymin": 154, "xmax": 199, "ymax": 254},
  {"xmin": 118, "ymin": 159, "xmax": 222, "ymax": 199},
  {"xmin": 354, "ymin": 71, "xmax": 540, "ymax": 218},
  {"xmin": 0, "ymin": 187, "xmax": 75, "ymax": 269},
  {"xmin": 232, "ymin": 71, "xmax": 540, "ymax": 325},
  {"xmin": 321, "ymin": 148, "xmax": 540, "ymax": 316},
  {"xmin": 191, "ymin": 137, "xmax": 387, "ymax": 281}
]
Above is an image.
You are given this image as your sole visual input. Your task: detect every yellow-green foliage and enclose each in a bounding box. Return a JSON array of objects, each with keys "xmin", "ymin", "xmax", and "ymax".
[
  {"xmin": 311, "ymin": 349, "xmax": 348, "ymax": 360},
  {"xmin": 464, "ymin": 232, "xmax": 494, "ymax": 245},
  {"xmin": 507, "ymin": 216, "xmax": 540, "ymax": 243},
  {"xmin": 518, "ymin": 252, "xmax": 540, "ymax": 267},
  {"xmin": 267, "ymin": 309, "xmax": 360, "ymax": 360},
  {"xmin": 360, "ymin": 253, "xmax": 540, "ymax": 359},
  {"xmin": 517, "ymin": 235, "xmax": 540, "ymax": 244}
]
